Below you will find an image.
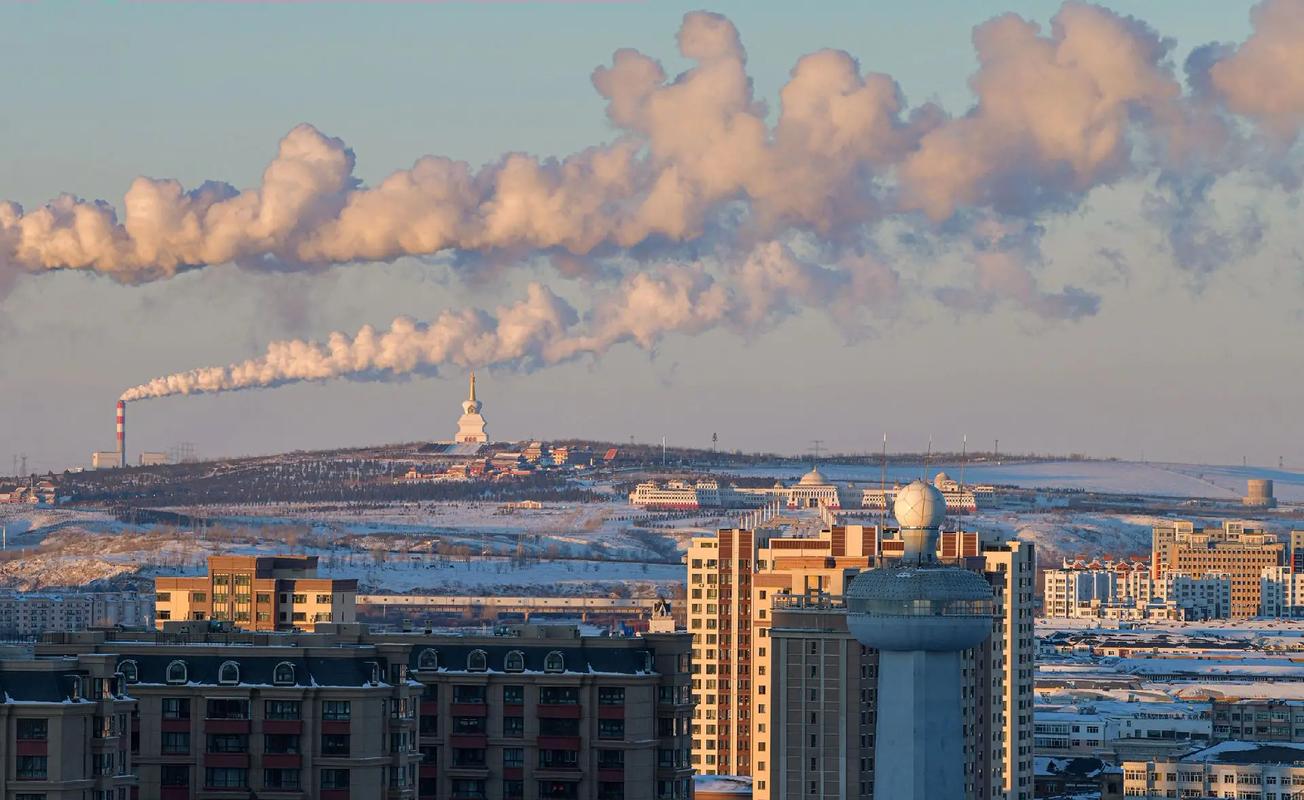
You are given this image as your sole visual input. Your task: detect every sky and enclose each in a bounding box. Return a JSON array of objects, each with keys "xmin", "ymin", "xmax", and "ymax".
[{"xmin": 1, "ymin": 1, "xmax": 1301, "ymax": 472}]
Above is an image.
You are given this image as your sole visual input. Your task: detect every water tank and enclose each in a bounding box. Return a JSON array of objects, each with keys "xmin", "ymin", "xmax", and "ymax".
[{"xmin": 1244, "ymin": 479, "xmax": 1276, "ymax": 508}]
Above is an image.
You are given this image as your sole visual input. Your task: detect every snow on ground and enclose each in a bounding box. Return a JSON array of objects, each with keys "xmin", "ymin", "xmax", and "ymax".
[{"xmin": 971, "ymin": 511, "xmax": 1163, "ymax": 563}]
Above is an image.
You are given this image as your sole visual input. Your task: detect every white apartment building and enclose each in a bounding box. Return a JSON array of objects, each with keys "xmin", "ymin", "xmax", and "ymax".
[
  {"xmin": 1261, "ymin": 566, "xmax": 1304, "ymax": 618},
  {"xmin": 1042, "ymin": 559, "xmax": 1231, "ymax": 620},
  {"xmin": 0, "ymin": 591, "xmax": 154, "ymax": 637}
]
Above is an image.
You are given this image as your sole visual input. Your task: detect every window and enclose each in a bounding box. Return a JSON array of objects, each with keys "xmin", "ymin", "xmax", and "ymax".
[
  {"xmin": 157, "ymin": 592, "xmax": 171, "ymax": 602},
  {"xmin": 453, "ymin": 748, "xmax": 487, "ymax": 767},
  {"xmin": 544, "ymin": 651, "xmax": 565, "ymax": 673},
  {"xmin": 504, "ymin": 748, "xmax": 525, "ymax": 768},
  {"xmin": 454, "ymin": 716, "xmax": 486, "ymax": 734},
  {"xmin": 206, "ymin": 699, "xmax": 249, "ymax": 720},
  {"xmin": 265, "ymin": 700, "xmax": 301, "ymax": 720},
  {"xmin": 263, "ymin": 768, "xmax": 300, "ymax": 790},
  {"xmin": 599, "ymin": 687, "xmax": 625, "ymax": 706},
  {"xmin": 191, "ymin": 591, "xmax": 206, "ymax": 602},
  {"xmin": 321, "ymin": 734, "xmax": 351, "ymax": 756},
  {"xmin": 323, "ymin": 700, "xmax": 351, "ymax": 720},
  {"xmin": 599, "ymin": 719, "xmax": 625, "ymax": 740},
  {"xmin": 166, "ymin": 660, "xmax": 188, "ymax": 684},
  {"xmin": 264, "ymin": 734, "xmax": 300, "ymax": 754},
  {"xmin": 161, "ymin": 765, "xmax": 189, "ymax": 787},
  {"xmin": 117, "ymin": 660, "xmax": 138, "ymax": 683},
  {"xmin": 418, "ymin": 649, "xmax": 439, "ymax": 671},
  {"xmin": 204, "ymin": 768, "xmax": 248, "ymax": 789},
  {"xmin": 273, "ymin": 662, "xmax": 295, "ymax": 686},
  {"xmin": 504, "ymin": 716, "xmax": 525, "ymax": 738},
  {"xmin": 161, "ymin": 732, "xmax": 190, "ymax": 754},
  {"xmin": 292, "ymin": 594, "xmax": 307, "ymax": 603},
  {"xmin": 468, "ymin": 649, "xmax": 488, "ymax": 672},
  {"xmin": 506, "ymin": 780, "xmax": 525, "ymax": 799},
  {"xmin": 256, "ymin": 593, "xmax": 272, "ymax": 604},
  {"xmin": 452, "ymin": 780, "xmax": 486, "ymax": 798},
  {"xmin": 540, "ymin": 717, "xmax": 580, "ymax": 736},
  {"xmin": 598, "ymin": 750, "xmax": 625, "ymax": 768},
  {"xmin": 540, "ymin": 686, "xmax": 579, "ymax": 706},
  {"xmin": 453, "ymin": 685, "xmax": 486, "ymax": 704},
  {"xmin": 505, "ymin": 650, "xmax": 526, "ymax": 673},
  {"xmin": 316, "ymin": 594, "xmax": 333, "ymax": 604},
  {"xmin": 218, "ymin": 661, "xmax": 240, "ymax": 685},
  {"xmin": 207, "ymin": 734, "xmax": 248, "ymax": 753},
  {"xmin": 539, "ymin": 749, "xmax": 579, "ymax": 769},
  {"xmin": 16, "ymin": 756, "xmax": 47, "ymax": 780},
  {"xmin": 162, "ymin": 697, "xmax": 190, "ymax": 720},
  {"xmin": 504, "ymin": 685, "xmax": 525, "ymax": 704},
  {"xmin": 321, "ymin": 769, "xmax": 350, "ymax": 790},
  {"xmin": 16, "ymin": 719, "xmax": 47, "ymax": 740}
]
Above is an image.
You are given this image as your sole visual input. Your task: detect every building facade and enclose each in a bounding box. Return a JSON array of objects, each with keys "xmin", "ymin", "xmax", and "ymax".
[
  {"xmin": 154, "ymin": 555, "xmax": 357, "ymax": 632},
  {"xmin": 0, "ymin": 590, "xmax": 154, "ymax": 638},
  {"xmin": 1151, "ymin": 520, "xmax": 1283, "ymax": 617},
  {"xmin": 1122, "ymin": 741, "xmax": 1304, "ymax": 798},
  {"xmin": 0, "ymin": 653, "xmax": 136, "ymax": 799},
  {"xmin": 688, "ymin": 518, "xmax": 1034, "ymax": 800},
  {"xmin": 34, "ymin": 621, "xmax": 693, "ymax": 800}
]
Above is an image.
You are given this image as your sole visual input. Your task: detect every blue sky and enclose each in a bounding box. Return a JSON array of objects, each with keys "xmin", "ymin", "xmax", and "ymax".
[{"xmin": 2, "ymin": 1, "xmax": 1299, "ymax": 471}]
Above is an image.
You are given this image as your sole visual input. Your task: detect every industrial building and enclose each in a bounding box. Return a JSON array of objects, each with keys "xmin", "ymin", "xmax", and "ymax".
[
  {"xmin": 31, "ymin": 620, "xmax": 693, "ymax": 800},
  {"xmin": 154, "ymin": 555, "xmax": 357, "ymax": 632}
]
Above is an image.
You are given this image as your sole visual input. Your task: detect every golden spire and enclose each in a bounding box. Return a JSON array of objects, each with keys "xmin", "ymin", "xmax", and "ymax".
[{"xmin": 469, "ymin": 371, "xmax": 477, "ymax": 404}]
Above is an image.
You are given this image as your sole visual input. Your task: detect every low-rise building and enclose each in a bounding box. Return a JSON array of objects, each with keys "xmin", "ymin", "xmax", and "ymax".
[
  {"xmin": 1122, "ymin": 741, "xmax": 1304, "ymax": 798},
  {"xmin": 33, "ymin": 621, "xmax": 693, "ymax": 800},
  {"xmin": 1212, "ymin": 700, "xmax": 1304, "ymax": 742},
  {"xmin": 155, "ymin": 555, "xmax": 356, "ymax": 632}
]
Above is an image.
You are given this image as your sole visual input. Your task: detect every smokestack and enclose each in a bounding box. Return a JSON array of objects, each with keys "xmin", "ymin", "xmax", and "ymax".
[{"xmin": 116, "ymin": 400, "xmax": 126, "ymax": 468}]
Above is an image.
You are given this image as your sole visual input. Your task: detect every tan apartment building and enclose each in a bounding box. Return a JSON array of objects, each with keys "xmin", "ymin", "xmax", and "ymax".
[
  {"xmin": 688, "ymin": 518, "xmax": 1034, "ymax": 800},
  {"xmin": 155, "ymin": 555, "xmax": 357, "ymax": 631},
  {"xmin": 763, "ymin": 536, "xmax": 1036, "ymax": 800},
  {"xmin": 0, "ymin": 653, "xmax": 137, "ymax": 799},
  {"xmin": 1151, "ymin": 520, "xmax": 1283, "ymax": 617}
]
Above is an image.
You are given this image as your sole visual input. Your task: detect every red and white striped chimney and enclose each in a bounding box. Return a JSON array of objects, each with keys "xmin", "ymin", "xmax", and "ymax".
[{"xmin": 116, "ymin": 400, "xmax": 126, "ymax": 468}]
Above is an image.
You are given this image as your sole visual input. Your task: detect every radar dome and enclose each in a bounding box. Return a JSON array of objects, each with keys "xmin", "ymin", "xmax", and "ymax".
[
  {"xmin": 894, "ymin": 480, "xmax": 946, "ymax": 529},
  {"xmin": 933, "ymin": 472, "xmax": 951, "ymax": 488}
]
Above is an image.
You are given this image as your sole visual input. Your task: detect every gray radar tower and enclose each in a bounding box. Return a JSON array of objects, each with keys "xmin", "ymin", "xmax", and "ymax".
[{"xmin": 845, "ymin": 479, "xmax": 994, "ymax": 799}]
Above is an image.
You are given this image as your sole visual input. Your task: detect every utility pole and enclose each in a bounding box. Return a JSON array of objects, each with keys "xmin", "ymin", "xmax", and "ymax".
[
  {"xmin": 19, "ymin": 454, "xmax": 26, "ymax": 477},
  {"xmin": 662, "ymin": 436, "xmax": 666, "ymax": 467},
  {"xmin": 994, "ymin": 439, "xmax": 999, "ymax": 466},
  {"xmin": 811, "ymin": 439, "xmax": 824, "ymax": 465},
  {"xmin": 712, "ymin": 433, "xmax": 718, "ymax": 455}
]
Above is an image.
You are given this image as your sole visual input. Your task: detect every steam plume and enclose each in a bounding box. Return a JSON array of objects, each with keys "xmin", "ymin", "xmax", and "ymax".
[{"xmin": 4, "ymin": 3, "xmax": 1298, "ymax": 294}]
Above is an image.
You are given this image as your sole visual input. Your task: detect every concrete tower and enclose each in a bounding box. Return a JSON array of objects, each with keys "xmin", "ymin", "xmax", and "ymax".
[{"xmin": 845, "ymin": 480, "xmax": 994, "ymax": 799}]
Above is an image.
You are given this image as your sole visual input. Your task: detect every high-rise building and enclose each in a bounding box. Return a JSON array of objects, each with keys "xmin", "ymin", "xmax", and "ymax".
[
  {"xmin": 154, "ymin": 555, "xmax": 357, "ymax": 631},
  {"xmin": 687, "ymin": 507, "xmax": 1035, "ymax": 800},
  {"xmin": 1151, "ymin": 520, "xmax": 1283, "ymax": 617}
]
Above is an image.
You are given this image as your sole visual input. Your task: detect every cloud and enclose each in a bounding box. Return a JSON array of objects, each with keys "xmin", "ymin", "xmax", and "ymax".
[{"xmin": 1203, "ymin": 0, "xmax": 1304, "ymax": 143}]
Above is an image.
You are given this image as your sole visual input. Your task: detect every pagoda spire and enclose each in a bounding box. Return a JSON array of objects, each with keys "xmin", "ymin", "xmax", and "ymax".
[{"xmin": 469, "ymin": 371, "xmax": 477, "ymax": 404}]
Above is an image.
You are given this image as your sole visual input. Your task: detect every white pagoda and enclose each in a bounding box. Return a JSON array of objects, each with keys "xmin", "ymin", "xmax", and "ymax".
[{"xmin": 455, "ymin": 372, "xmax": 489, "ymax": 444}]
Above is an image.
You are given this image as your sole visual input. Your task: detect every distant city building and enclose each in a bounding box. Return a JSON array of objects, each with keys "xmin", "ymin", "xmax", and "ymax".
[
  {"xmin": 1211, "ymin": 700, "xmax": 1304, "ymax": 742},
  {"xmin": 1244, "ymin": 478, "xmax": 1277, "ymax": 508},
  {"xmin": 0, "ymin": 590, "xmax": 153, "ymax": 637},
  {"xmin": 1123, "ymin": 741, "xmax": 1304, "ymax": 798},
  {"xmin": 0, "ymin": 476, "xmax": 58, "ymax": 505},
  {"xmin": 91, "ymin": 450, "xmax": 122, "ymax": 469},
  {"xmin": 154, "ymin": 555, "xmax": 357, "ymax": 632},
  {"xmin": 455, "ymin": 372, "xmax": 489, "ymax": 444},
  {"xmin": 629, "ymin": 480, "xmax": 766, "ymax": 510},
  {"xmin": 1034, "ymin": 702, "xmax": 1210, "ymax": 759},
  {"xmin": 138, "ymin": 451, "xmax": 170, "ymax": 466},
  {"xmin": 1151, "ymin": 520, "xmax": 1284, "ymax": 617},
  {"xmin": 1043, "ymin": 558, "xmax": 1231, "ymax": 620},
  {"xmin": 861, "ymin": 472, "xmax": 993, "ymax": 513},
  {"xmin": 34, "ymin": 621, "xmax": 693, "ymax": 800}
]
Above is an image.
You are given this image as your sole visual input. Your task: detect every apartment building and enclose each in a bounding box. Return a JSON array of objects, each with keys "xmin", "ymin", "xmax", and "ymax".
[
  {"xmin": 154, "ymin": 555, "xmax": 356, "ymax": 631},
  {"xmin": 1123, "ymin": 741, "xmax": 1304, "ymax": 798},
  {"xmin": 1151, "ymin": 520, "xmax": 1284, "ymax": 617},
  {"xmin": 1212, "ymin": 700, "xmax": 1304, "ymax": 742},
  {"xmin": 34, "ymin": 620, "xmax": 693, "ymax": 800},
  {"xmin": 1042, "ymin": 561, "xmax": 1231, "ymax": 620},
  {"xmin": 0, "ymin": 590, "xmax": 153, "ymax": 637},
  {"xmin": 689, "ymin": 517, "xmax": 1034, "ymax": 800},
  {"xmin": 0, "ymin": 653, "xmax": 136, "ymax": 799}
]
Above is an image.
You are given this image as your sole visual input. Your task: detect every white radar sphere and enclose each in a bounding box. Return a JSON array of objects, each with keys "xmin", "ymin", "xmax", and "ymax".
[{"xmin": 894, "ymin": 480, "xmax": 946, "ymax": 529}]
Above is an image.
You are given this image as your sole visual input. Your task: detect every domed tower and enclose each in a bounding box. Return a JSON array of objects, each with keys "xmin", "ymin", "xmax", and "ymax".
[{"xmin": 845, "ymin": 479, "xmax": 994, "ymax": 799}]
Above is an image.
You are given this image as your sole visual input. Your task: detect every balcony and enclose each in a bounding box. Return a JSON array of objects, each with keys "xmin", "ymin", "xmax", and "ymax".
[
  {"xmin": 538, "ymin": 704, "xmax": 582, "ymax": 720},
  {"xmin": 204, "ymin": 719, "xmax": 251, "ymax": 735},
  {"xmin": 450, "ymin": 703, "xmax": 488, "ymax": 717},
  {"xmin": 263, "ymin": 720, "xmax": 303, "ymax": 736}
]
